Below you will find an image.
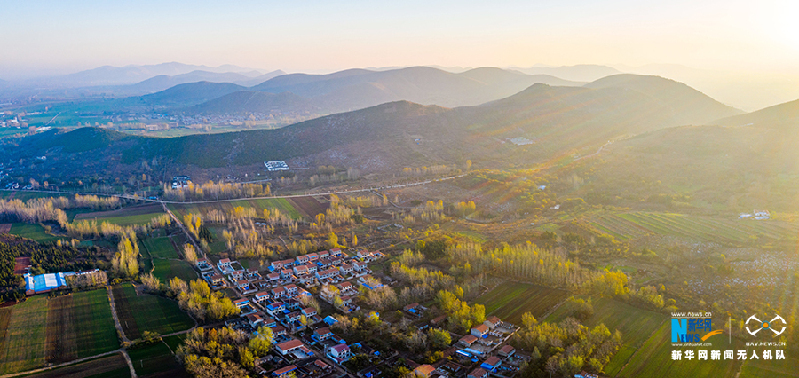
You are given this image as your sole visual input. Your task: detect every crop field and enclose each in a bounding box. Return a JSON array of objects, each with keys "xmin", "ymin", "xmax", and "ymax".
[
  {"xmin": 44, "ymin": 289, "xmax": 120, "ymax": 364},
  {"xmin": 128, "ymin": 342, "xmax": 186, "ymax": 377},
  {"xmin": 143, "ymin": 237, "xmax": 179, "ymax": 259},
  {"xmin": 0, "ymin": 296, "xmax": 48, "ymax": 373},
  {"xmin": 740, "ymin": 356, "xmax": 799, "ymax": 377},
  {"xmin": 590, "ymin": 211, "xmax": 798, "ymax": 245},
  {"xmin": 152, "ymin": 259, "xmax": 197, "ymax": 282},
  {"xmin": 168, "ymin": 197, "xmax": 302, "ymax": 221},
  {"xmin": 23, "ymin": 352, "xmax": 131, "ymax": 378},
  {"xmin": 290, "ymin": 196, "xmax": 328, "ymax": 218},
  {"xmin": 162, "ymin": 334, "xmax": 188, "ymax": 352},
  {"xmin": 9, "ymin": 223, "xmax": 61, "ymax": 242},
  {"xmin": 475, "ymin": 281, "xmax": 568, "ymax": 325},
  {"xmin": 203, "ymin": 226, "xmax": 228, "ymax": 254},
  {"xmin": 74, "ymin": 204, "xmax": 165, "ymax": 225},
  {"xmin": 546, "ymin": 297, "xmax": 666, "ymax": 377},
  {"xmin": 112, "ymin": 284, "xmax": 194, "ymax": 340},
  {"xmin": 0, "ymin": 191, "xmax": 67, "ymax": 202},
  {"xmin": 615, "ymin": 322, "xmax": 744, "ymax": 378}
]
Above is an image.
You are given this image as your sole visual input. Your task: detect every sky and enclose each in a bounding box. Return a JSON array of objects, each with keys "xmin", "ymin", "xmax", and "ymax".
[{"xmin": 2, "ymin": 0, "xmax": 799, "ymax": 78}]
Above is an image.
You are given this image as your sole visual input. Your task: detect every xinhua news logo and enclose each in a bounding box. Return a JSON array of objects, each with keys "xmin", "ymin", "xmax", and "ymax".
[
  {"xmin": 745, "ymin": 314, "xmax": 787, "ymax": 337},
  {"xmin": 671, "ymin": 312, "xmax": 723, "ymax": 343}
]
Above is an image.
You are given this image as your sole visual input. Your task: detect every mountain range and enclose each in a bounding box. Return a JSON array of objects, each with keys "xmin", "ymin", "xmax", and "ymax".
[{"xmin": 6, "ymin": 74, "xmax": 744, "ymax": 181}]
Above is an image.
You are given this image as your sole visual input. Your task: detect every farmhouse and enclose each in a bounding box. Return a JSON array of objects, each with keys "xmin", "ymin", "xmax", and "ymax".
[
  {"xmin": 467, "ymin": 367, "xmax": 489, "ymax": 378},
  {"xmin": 471, "ymin": 324, "xmax": 489, "ymax": 338},
  {"xmin": 272, "ymin": 365, "xmax": 297, "ymax": 377},
  {"xmin": 327, "ymin": 343, "xmax": 352, "ymax": 364}
]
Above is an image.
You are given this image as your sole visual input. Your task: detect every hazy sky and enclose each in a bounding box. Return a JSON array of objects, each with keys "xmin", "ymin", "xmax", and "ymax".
[{"xmin": 2, "ymin": 0, "xmax": 798, "ymax": 77}]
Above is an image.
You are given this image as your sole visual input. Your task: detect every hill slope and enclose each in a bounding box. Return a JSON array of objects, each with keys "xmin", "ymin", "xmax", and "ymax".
[
  {"xmin": 584, "ymin": 74, "xmax": 742, "ymax": 124},
  {"xmin": 714, "ymin": 98, "xmax": 799, "ymax": 128}
]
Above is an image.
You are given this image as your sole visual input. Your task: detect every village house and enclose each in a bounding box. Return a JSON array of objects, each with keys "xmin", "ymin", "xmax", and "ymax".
[
  {"xmin": 414, "ymin": 365, "xmax": 436, "ymax": 377},
  {"xmin": 196, "ymin": 257, "xmax": 212, "ymax": 271},
  {"xmin": 209, "ymin": 274, "xmax": 226, "ymax": 286},
  {"xmin": 247, "ymin": 313, "xmax": 264, "ymax": 328},
  {"xmin": 471, "ymin": 324, "xmax": 489, "ymax": 338},
  {"xmin": 275, "ymin": 339, "xmax": 313, "ymax": 357},
  {"xmin": 327, "ymin": 343, "xmax": 351, "ymax": 364},
  {"xmin": 318, "ymin": 250, "xmax": 330, "ymax": 259},
  {"xmin": 233, "ymin": 298, "xmax": 250, "ymax": 309},
  {"xmin": 284, "ymin": 284, "xmax": 299, "ymax": 296},
  {"xmin": 317, "ymin": 258, "xmax": 332, "ymax": 268},
  {"xmin": 306, "ymin": 252, "xmax": 319, "ymax": 261},
  {"xmin": 272, "ymin": 286, "xmax": 286, "ymax": 299},
  {"xmin": 339, "ymin": 264, "xmax": 354, "ymax": 275},
  {"xmin": 353, "ymin": 260, "xmax": 369, "ymax": 272},
  {"xmin": 484, "ymin": 316, "xmax": 502, "ymax": 329},
  {"xmin": 313, "ymin": 327, "xmax": 333, "ymax": 342},
  {"xmin": 254, "ymin": 291, "xmax": 270, "ymax": 303},
  {"xmin": 467, "ymin": 367, "xmax": 489, "ymax": 378},
  {"xmin": 459, "ymin": 335, "xmax": 479, "ymax": 348},
  {"xmin": 498, "ymin": 344, "xmax": 516, "ymax": 358},
  {"xmin": 480, "ymin": 356, "xmax": 502, "ymax": 372},
  {"xmin": 272, "ymin": 365, "xmax": 298, "ymax": 377},
  {"xmin": 236, "ymin": 280, "xmax": 250, "ymax": 291},
  {"xmin": 265, "ymin": 302, "xmax": 286, "ymax": 316},
  {"xmin": 316, "ymin": 268, "xmax": 339, "ymax": 280},
  {"xmin": 218, "ymin": 258, "xmax": 233, "ymax": 272},
  {"xmin": 293, "ymin": 264, "xmax": 309, "ymax": 276},
  {"xmin": 302, "ymin": 307, "xmax": 317, "ymax": 318},
  {"xmin": 296, "ymin": 255, "xmax": 310, "ymax": 265},
  {"xmin": 329, "ymin": 248, "xmax": 343, "ymax": 257},
  {"xmin": 267, "ymin": 272, "xmax": 281, "ymax": 283},
  {"xmin": 247, "ymin": 268, "xmax": 261, "ymax": 280},
  {"xmin": 271, "ymin": 325, "xmax": 288, "ymax": 337}
]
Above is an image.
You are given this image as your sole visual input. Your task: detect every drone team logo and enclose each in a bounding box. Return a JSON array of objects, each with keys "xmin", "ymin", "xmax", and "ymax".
[{"xmin": 746, "ymin": 314, "xmax": 787, "ymax": 337}]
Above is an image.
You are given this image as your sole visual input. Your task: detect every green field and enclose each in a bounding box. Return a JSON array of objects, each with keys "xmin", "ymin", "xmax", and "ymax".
[
  {"xmin": 205, "ymin": 226, "xmax": 229, "ymax": 254},
  {"xmin": 475, "ymin": 281, "xmax": 568, "ymax": 325},
  {"xmin": 162, "ymin": 334, "xmax": 188, "ymax": 352},
  {"xmin": 590, "ymin": 211, "xmax": 798, "ymax": 245},
  {"xmin": 128, "ymin": 342, "xmax": 186, "ymax": 377},
  {"xmin": 112, "ymin": 284, "xmax": 194, "ymax": 340},
  {"xmin": 9, "ymin": 223, "xmax": 61, "ymax": 242},
  {"xmin": 0, "ymin": 191, "xmax": 67, "ymax": 202},
  {"xmin": 0, "ymin": 289, "xmax": 120, "ymax": 373},
  {"xmin": 168, "ymin": 197, "xmax": 302, "ymax": 221},
  {"xmin": 153, "ymin": 259, "xmax": 197, "ymax": 282},
  {"xmin": 74, "ymin": 204, "xmax": 166, "ymax": 225},
  {"xmin": 143, "ymin": 237, "xmax": 179, "ymax": 259},
  {"xmin": 616, "ymin": 321, "xmax": 744, "ymax": 378},
  {"xmin": 546, "ymin": 297, "xmax": 667, "ymax": 376},
  {"xmin": 740, "ymin": 356, "xmax": 799, "ymax": 377}
]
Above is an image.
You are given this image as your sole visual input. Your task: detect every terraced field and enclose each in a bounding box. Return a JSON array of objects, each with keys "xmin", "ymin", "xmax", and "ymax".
[
  {"xmin": 590, "ymin": 211, "xmax": 798, "ymax": 245},
  {"xmin": 475, "ymin": 281, "xmax": 568, "ymax": 325},
  {"xmin": 112, "ymin": 284, "xmax": 194, "ymax": 340}
]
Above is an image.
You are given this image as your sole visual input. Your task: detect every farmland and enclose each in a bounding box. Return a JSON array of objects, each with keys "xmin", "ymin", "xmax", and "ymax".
[
  {"xmin": 152, "ymin": 259, "xmax": 197, "ymax": 282},
  {"xmin": 475, "ymin": 281, "xmax": 568, "ymax": 325},
  {"xmin": 168, "ymin": 197, "xmax": 302, "ymax": 221},
  {"xmin": 0, "ymin": 289, "xmax": 120, "ymax": 374},
  {"xmin": 128, "ymin": 342, "xmax": 187, "ymax": 377},
  {"xmin": 590, "ymin": 211, "xmax": 798, "ymax": 245},
  {"xmin": 9, "ymin": 223, "xmax": 61, "ymax": 242},
  {"xmin": 20, "ymin": 352, "xmax": 131, "ymax": 378},
  {"xmin": 615, "ymin": 322, "xmax": 744, "ymax": 378},
  {"xmin": 143, "ymin": 237, "xmax": 180, "ymax": 259},
  {"xmin": 740, "ymin": 355, "xmax": 799, "ymax": 377},
  {"xmin": 74, "ymin": 203, "xmax": 166, "ymax": 225},
  {"xmin": 112, "ymin": 284, "xmax": 194, "ymax": 340},
  {"xmin": 546, "ymin": 297, "xmax": 666, "ymax": 377}
]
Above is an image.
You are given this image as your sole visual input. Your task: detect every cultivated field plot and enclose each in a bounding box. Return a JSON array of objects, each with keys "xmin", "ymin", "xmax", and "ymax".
[
  {"xmin": 546, "ymin": 297, "xmax": 666, "ymax": 377},
  {"xmin": 740, "ymin": 356, "xmax": 799, "ymax": 377},
  {"xmin": 476, "ymin": 281, "xmax": 568, "ymax": 325},
  {"xmin": 0, "ymin": 296, "xmax": 49, "ymax": 373},
  {"xmin": 616, "ymin": 322, "xmax": 743, "ymax": 378},
  {"xmin": 143, "ymin": 237, "xmax": 179, "ymax": 259},
  {"xmin": 0, "ymin": 191, "xmax": 66, "ymax": 202},
  {"xmin": 290, "ymin": 196, "xmax": 329, "ymax": 218},
  {"xmin": 128, "ymin": 342, "xmax": 186, "ymax": 377},
  {"xmin": 26, "ymin": 352, "xmax": 131, "ymax": 378},
  {"xmin": 112, "ymin": 284, "xmax": 194, "ymax": 340},
  {"xmin": 152, "ymin": 259, "xmax": 197, "ymax": 282},
  {"xmin": 9, "ymin": 223, "xmax": 61, "ymax": 242},
  {"xmin": 591, "ymin": 211, "xmax": 798, "ymax": 245},
  {"xmin": 203, "ymin": 226, "xmax": 228, "ymax": 254},
  {"xmin": 0, "ymin": 289, "xmax": 119, "ymax": 373},
  {"xmin": 0, "ymin": 224, "xmax": 11, "ymax": 233},
  {"xmin": 168, "ymin": 197, "xmax": 302, "ymax": 221},
  {"xmin": 74, "ymin": 204, "xmax": 166, "ymax": 225}
]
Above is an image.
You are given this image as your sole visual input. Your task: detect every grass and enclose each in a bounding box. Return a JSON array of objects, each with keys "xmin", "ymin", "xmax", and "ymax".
[
  {"xmin": 616, "ymin": 321, "xmax": 744, "ymax": 378},
  {"xmin": 204, "ymin": 226, "xmax": 228, "ymax": 255},
  {"xmin": 0, "ymin": 296, "xmax": 49, "ymax": 374},
  {"xmin": 152, "ymin": 259, "xmax": 197, "ymax": 282},
  {"xmin": 475, "ymin": 281, "xmax": 568, "ymax": 325},
  {"xmin": 9, "ymin": 223, "xmax": 61, "ymax": 242},
  {"xmin": 128, "ymin": 342, "xmax": 184, "ymax": 377},
  {"xmin": 546, "ymin": 297, "xmax": 667, "ymax": 377},
  {"xmin": 143, "ymin": 237, "xmax": 180, "ymax": 259},
  {"xmin": 113, "ymin": 284, "xmax": 194, "ymax": 340}
]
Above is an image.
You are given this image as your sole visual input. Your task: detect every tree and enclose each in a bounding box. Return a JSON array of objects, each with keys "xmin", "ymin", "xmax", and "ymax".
[
  {"xmin": 249, "ymin": 327, "xmax": 274, "ymax": 357},
  {"xmin": 327, "ymin": 232, "xmax": 339, "ymax": 249},
  {"xmin": 351, "ymin": 234, "xmax": 358, "ymax": 247},
  {"xmin": 428, "ymin": 328, "xmax": 451, "ymax": 350},
  {"xmin": 141, "ymin": 273, "xmax": 161, "ymax": 292},
  {"xmin": 184, "ymin": 243, "xmax": 198, "ymax": 263}
]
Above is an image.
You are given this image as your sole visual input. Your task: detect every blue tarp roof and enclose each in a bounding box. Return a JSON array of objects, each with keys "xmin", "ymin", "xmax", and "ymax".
[{"xmin": 25, "ymin": 272, "xmax": 74, "ymax": 293}]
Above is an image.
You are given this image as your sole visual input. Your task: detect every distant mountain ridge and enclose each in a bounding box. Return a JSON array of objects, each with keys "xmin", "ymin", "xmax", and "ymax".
[
  {"xmin": 715, "ymin": 98, "xmax": 799, "ymax": 128},
  {"xmin": 7, "ymin": 74, "xmax": 747, "ymax": 181}
]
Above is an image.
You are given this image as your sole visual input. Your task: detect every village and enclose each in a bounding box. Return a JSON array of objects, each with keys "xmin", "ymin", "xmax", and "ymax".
[{"xmin": 193, "ymin": 246, "xmax": 530, "ymax": 378}]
